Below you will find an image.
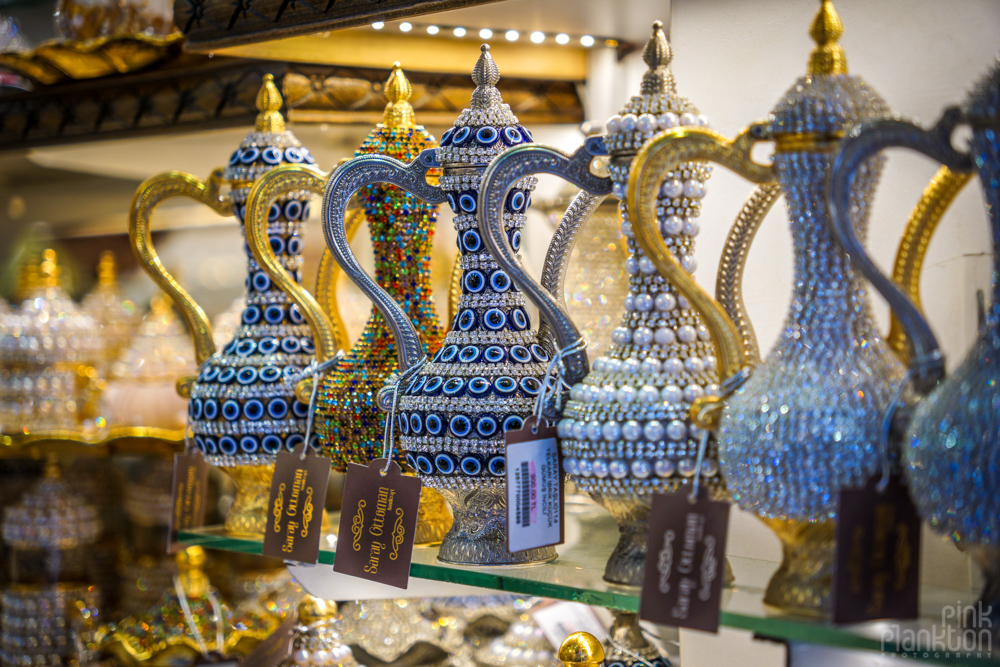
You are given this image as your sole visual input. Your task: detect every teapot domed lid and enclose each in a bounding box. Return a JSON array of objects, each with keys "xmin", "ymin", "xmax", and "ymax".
[
  {"xmin": 769, "ymin": 0, "xmax": 889, "ymax": 137},
  {"xmin": 356, "ymin": 63, "xmax": 436, "ymax": 160},
  {"xmin": 2, "ymin": 458, "xmax": 101, "ymax": 549},
  {"xmin": 964, "ymin": 55, "xmax": 1000, "ymax": 124}
]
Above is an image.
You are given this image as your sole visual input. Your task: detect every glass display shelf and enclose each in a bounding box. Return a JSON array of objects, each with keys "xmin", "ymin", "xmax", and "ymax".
[{"xmin": 179, "ymin": 501, "xmax": 995, "ymax": 666}]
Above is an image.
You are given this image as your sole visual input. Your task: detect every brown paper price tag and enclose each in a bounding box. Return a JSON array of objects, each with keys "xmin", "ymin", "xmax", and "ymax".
[
  {"xmin": 262, "ymin": 444, "xmax": 331, "ymax": 563},
  {"xmin": 168, "ymin": 451, "xmax": 209, "ymax": 553}
]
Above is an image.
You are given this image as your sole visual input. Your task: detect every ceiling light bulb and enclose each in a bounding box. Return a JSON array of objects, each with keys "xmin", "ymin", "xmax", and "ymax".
[
  {"xmin": 372, "ymin": 21, "xmax": 384, "ymax": 29},
  {"xmin": 427, "ymin": 25, "xmax": 439, "ymax": 34},
  {"xmin": 453, "ymin": 27, "xmax": 466, "ymax": 37},
  {"xmin": 580, "ymin": 34, "xmax": 595, "ymax": 47},
  {"xmin": 555, "ymin": 33, "xmax": 570, "ymax": 45},
  {"xmin": 505, "ymin": 29, "xmax": 519, "ymax": 41},
  {"xmin": 530, "ymin": 31, "xmax": 545, "ymax": 43},
  {"xmin": 479, "ymin": 27, "xmax": 493, "ymax": 39},
  {"xmin": 399, "ymin": 22, "xmax": 412, "ymax": 32}
]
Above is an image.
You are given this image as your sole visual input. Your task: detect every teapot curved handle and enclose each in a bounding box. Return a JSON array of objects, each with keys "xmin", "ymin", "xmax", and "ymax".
[
  {"xmin": 129, "ymin": 169, "xmax": 230, "ymax": 372},
  {"xmin": 628, "ymin": 126, "xmax": 775, "ymax": 427},
  {"xmin": 321, "ymin": 150, "xmax": 446, "ymax": 380},
  {"xmin": 827, "ymin": 109, "xmax": 973, "ymax": 393},
  {"xmin": 478, "ymin": 137, "xmax": 613, "ymax": 389}
]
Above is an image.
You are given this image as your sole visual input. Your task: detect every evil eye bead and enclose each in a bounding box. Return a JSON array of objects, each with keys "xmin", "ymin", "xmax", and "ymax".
[
  {"xmin": 239, "ymin": 146, "xmax": 260, "ymax": 164},
  {"xmin": 456, "ymin": 309, "xmax": 477, "ymax": 331},
  {"xmin": 407, "ymin": 376, "xmax": 427, "ymax": 396},
  {"xmin": 252, "ymin": 271, "xmax": 272, "ymax": 292},
  {"xmin": 437, "ymin": 345, "xmax": 460, "ymax": 363},
  {"xmin": 509, "ymin": 229, "xmax": 522, "ymax": 251},
  {"xmin": 289, "ymin": 304, "xmax": 305, "ymax": 324},
  {"xmin": 409, "ymin": 412, "xmax": 424, "ymax": 435},
  {"xmin": 221, "ymin": 399, "xmax": 241, "ymax": 422},
  {"xmin": 260, "ymin": 366, "xmax": 281, "ymax": 383},
  {"xmin": 489, "ymin": 270, "xmax": 512, "ymax": 292},
  {"xmin": 267, "ymin": 398, "xmax": 289, "ymax": 419},
  {"xmin": 398, "ymin": 413, "xmax": 410, "ymax": 435},
  {"xmin": 190, "ymin": 398, "xmax": 204, "ymax": 420},
  {"xmin": 468, "ymin": 377, "xmax": 491, "ymax": 396},
  {"xmin": 475, "ymin": 126, "xmax": 500, "ymax": 146},
  {"xmin": 264, "ymin": 305, "xmax": 285, "ymax": 324},
  {"xmin": 243, "ymin": 399, "xmax": 265, "ymax": 421},
  {"xmin": 452, "ymin": 126, "xmax": 472, "ymax": 145},
  {"xmin": 242, "ymin": 306, "xmax": 262, "ymax": 325},
  {"xmin": 240, "ymin": 435, "xmax": 259, "ymax": 453},
  {"xmin": 202, "ymin": 436, "xmax": 218, "ymax": 454},
  {"xmin": 284, "ymin": 146, "xmax": 305, "ymax": 163},
  {"xmin": 422, "ymin": 376, "xmax": 444, "ymax": 395},
  {"xmin": 458, "ymin": 192, "xmax": 477, "ymax": 214},
  {"xmin": 280, "ymin": 337, "xmax": 302, "ymax": 354},
  {"xmin": 520, "ymin": 376, "xmax": 542, "ymax": 396},
  {"xmin": 483, "ymin": 308, "xmax": 507, "ymax": 331},
  {"xmin": 292, "ymin": 400, "xmax": 310, "ymax": 418},
  {"xmin": 494, "ymin": 376, "xmax": 517, "ymax": 395},
  {"xmin": 530, "ymin": 344, "xmax": 551, "ymax": 362},
  {"xmin": 228, "ymin": 150, "xmax": 241, "ymax": 166},
  {"xmin": 262, "ymin": 435, "xmax": 283, "ymax": 454},
  {"xmin": 458, "ymin": 345, "xmax": 481, "ymax": 364},
  {"xmin": 257, "ymin": 337, "xmax": 279, "ymax": 355},
  {"xmin": 268, "ymin": 202, "xmax": 282, "ymax": 222},
  {"xmin": 476, "ymin": 414, "xmax": 499, "ymax": 438},
  {"xmin": 262, "ymin": 146, "xmax": 283, "ymax": 164},
  {"xmin": 405, "ymin": 453, "xmax": 418, "ymax": 471},
  {"xmin": 443, "ymin": 377, "xmax": 466, "ymax": 396},
  {"xmin": 510, "ymin": 308, "xmax": 529, "ymax": 331},
  {"xmin": 235, "ymin": 339, "xmax": 257, "ymax": 357},
  {"xmin": 217, "ymin": 368, "xmax": 237, "ymax": 384},
  {"xmin": 483, "ymin": 346, "xmax": 506, "ymax": 363},
  {"xmin": 202, "ymin": 366, "xmax": 221, "ymax": 383},
  {"xmin": 518, "ymin": 125, "xmax": 534, "ymax": 141},
  {"xmin": 507, "ymin": 190, "xmax": 527, "ymax": 213},
  {"xmin": 425, "ymin": 413, "xmax": 444, "ymax": 435},
  {"xmin": 447, "ymin": 192, "xmax": 458, "ymax": 212},
  {"xmin": 283, "ymin": 365, "xmax": 301, "ymax": 379},
  {"xmin": 435, "ymin": 453, "xmax": 457, "ymax": 475},
  {"xmin": 487, "ymin": 456, "xmax": 506, "ymax": 476},
  {"xmin": 288, "ymin": 236, "xmax": 303, "ymax": 255},
  {"xmin": 461, "ymin": 229, "xmax": 483, "ymax": 252},
  {"xmin": 301, "ymin": 338, "xmax": 315, "ymax": 354},
  {"xmin": 440, "ymin": 127, "xmax": 455, "ymax": 146},
  {"xmin": 503, "ymin": 415, "xmax": 524, "ymax": 432},
  {"xmin": 463, "ymin": 270, "xmax": 486, "ymax": 294},
  {"xmin": 502, "ymin": 126, "xmax": 524, "ymax": 145},
  {"xmin": 415, "ymin": 454, "xmax": 435, "ymax": 476},
  {"xmin": 460, "ymin": 456, "xmax": 483, "ymax": 476},
  {"xmin": 284, "ymin": 199, "xmax": 303, "ymax": 221},
  {"xmin": 236, "ymin": 367, "xmax": 258, "ymax": 385},
  {"xmin": 286, "ymin": 434, "xmax": 305, "ymax": 452},
  {"xmin": 449, "ymin": 414, "xmax": 473, "ymax": 438},
  {"xmin": 510, "ymin": 346, "xmax": 531, "ymax": 364},
  {"xmin": 219, "ymin": 436, "xmax": 239, "ymax": 455}
]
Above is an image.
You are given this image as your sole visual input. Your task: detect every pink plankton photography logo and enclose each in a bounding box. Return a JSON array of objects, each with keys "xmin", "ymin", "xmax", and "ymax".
[{"xmin": 881, "ymin": 602, "xmax": 993, "ymax": 660}]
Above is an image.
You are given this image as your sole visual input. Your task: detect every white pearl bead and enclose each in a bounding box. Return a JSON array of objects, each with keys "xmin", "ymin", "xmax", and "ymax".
[
  {"xmin": 620, "ymin": 220, "xmax": 633, "ymax": 237},
  {"xmin": 667, "ymin": 419, "xmax": 687, "ymax": 440},
  {"xmin": 599, "ymin": 384, "xmax": 617, "ymax": 404},
  {"xmin": 638, "ymin": 256, "xmax": 657, "ymax": 274},
  {"xmin": 632, "ymin": 327, "xmax": 653, "ymax": 346},
  {"xmin": 657, "ymin": 112, "xmax": 679, "ymax": 130},
  {"xmin": 620, "ymin": 114, "xmax": 637, "ymax": 132},
  {"xmin": 680, "ymin": 112, "xmax": 699, "ymax": 126},
  {"xmin": 661, "ymin": 385, "xmax": 683, "ymax": 403},
  {"xmin": 703, "ymin": 355, "xmax": 717, "ymax": 371},
  {"xmin": 677, "ymin": 325, "xmax": 697, "ymax": 343},
  {"xmin": 623, "ymin": 295, "xmax": 635, "ymax": 311},
  {"xmin": 612, "ymin": 327, "xmax": 631, "ymax": 345},
  {"xmin": 602, "ymin": 421, "xmax": 621, "ymax": 441},
  {"xmin": 578, "ymin": 459, "xmax": 593, "ymax": 476},
  {"xmin": 633, "ymin": 293, "xmax": 653, "ymax": 311},
  {"xmin": 615, "ymin": 385, "xmax": 636, "ymax": 404},
  {"xmin": 625, "ymin": 257, "xmax": 638, "ymax": 275},
  {"xmin": 612, "ymin": 181, "xmax": 625, "ymax": 199},
  {"xmin": 683, "ymin": 217, "xmax": 700, "ymax": 236},
  {"xmin": 654, "ymin": 327, "xmax": 676, "ymax": 346},
  {"xmin": 564, "ymin": 457, "xmax": 578, "ymax": 475},
  {"xmin": 586, "ymin": 421, "xmax": 603, "ymax": 441},
  {"xmin": 684, "ymin": 357, "xmax": 705, "ymax": 374},
  {"xmin": 606, "ymin": 115, "xmax": 622, "ymax": 133},
  {"xmin": 698, "ymin": 114, "xmax": 710, "ymax": 127},
  {"xmin": 631, "ymin": 459, "xmax": 652, "ymax": 479},
  {"xmin": 679, "ymin": 295, "xmax": 690, "ymax": 308},
  {"xmin": 609, "ymin": 460, "xmax": 629, "ymax": 479},
  {"xmin": 697, "ymin": 324, "xmax": 711, "ymax": 341},
  {"xmin": 622, "ymin": 420, "xmax": 642, "ymax": 441},
  {"xmin": 572, "ymin": 421, "xmax": 587, "ymax": 440},
  {"xmin": 293, "ymin": 650, "xmax": 311, "ymax": 665},
  {"xmin": 332, "ymin": 646, "xmax": 352, "ymax": 663},
  {"xmin": 678, "ymin": 457, "xmax": 697, "ymax": 477},
  {"xmin": 682, "ymin": 179, "xmax": 704, "ymax": 199},
  {"xmin": 654, "ymin": 458, "xmax": 676, "ymax": 477},
  {"xmin": 684, "ymin": 384, "xmax": 704, "ymax": 402},
  {"xmin": 643, "ymin": 420, "xmax": 664, "ymax": 441},
  {"xmin": 705, "ymin": 383, "xmax": 721, "ymax": 397},
  {"xmin": 592, "ymin": 458, "xmax": 609, "ymax": 478},
  {"xmin": 638, "ymin": 385, "xmax": 660, "ymax": 404},
  {"xmin": 623, "ymin": 358, "xmax": 641, "ymax": 374},
  {"xmin": 655, "ymin": 292, "xmax": 677, "ymax": 311},
  {"xmin": 585, "ymin": 385, "xmax": 602, "ymax": 403},
  {"xmin": 661, "ymin": 215, "xmax": 684, "ymax": 236},
  {"xmin": 703, "ymin": 458, "xmax": 720, "ymax": 477},
  {"xmin": 605, "ymin": 358, "xmax": 623, "ymax": 373},
  {"xmin": 641, "ymin": 357, "xmax": 661, "ymax": 374},
  {"xmin": 660, "ymin": 178, "xmax": 683, "ymax": 198},
  {"xmin": 681, "ymin": 254, "xmax": 697, "ymax": 273},
  {"xmin": 593, "ymin": 357, "xmax": 607, "ymax": 372},
  {"xmin": 312, "ymin": 649, "xmax": 331, "ymax": 665},
  {"xmin": 570, "ymin": 385, "xmax": 585, "ymax": 401},
  {"xmin": 662, "ymin": 357, "xmax": 684, "ymax": 374},
  {"xmin": 557, "ymin": 418, "xmax": 574, "ymax": 438},
  {"xmin": 636, "ymin": 113, "xmax": 657, "ymax": 133}
]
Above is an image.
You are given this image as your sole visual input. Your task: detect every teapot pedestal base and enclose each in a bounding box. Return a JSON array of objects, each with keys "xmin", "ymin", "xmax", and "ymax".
[{"xmin": 760, "ymin": 516, "xmax": 834, "ymax": 617}]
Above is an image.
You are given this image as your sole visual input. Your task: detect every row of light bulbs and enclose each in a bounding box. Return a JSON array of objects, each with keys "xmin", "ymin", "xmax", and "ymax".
[{"xmin": 370, "ymin": 20, "xmax": 615, "ymax": 48}]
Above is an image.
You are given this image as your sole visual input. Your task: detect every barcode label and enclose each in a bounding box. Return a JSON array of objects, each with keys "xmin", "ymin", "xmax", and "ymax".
[{"xmin": 506, "ymin": 417, "xmax": 563, "ymax": 553}]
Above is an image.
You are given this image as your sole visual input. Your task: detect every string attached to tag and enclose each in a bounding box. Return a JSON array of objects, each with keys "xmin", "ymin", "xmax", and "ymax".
[
  {"xmin": 174, "ymin": 575, "xmax": 224, "ymax": 657},
  {"xmin": 379, "ymin": 357, "xmax": 429, "ymax": 473},
  {"xmin": 532, "ymin": 338, "xmax": 587, "ymax": 430},
  {"xmin": 605, "ymin": 634, "xmax": 672, "ymax": 667},
  {"xmin": 289, "ymin": 353, "xmax": 343, "ymax": 461},
  {"xmin": 878, "ymin": 367, "xmax": 916, "ymax": 493}
]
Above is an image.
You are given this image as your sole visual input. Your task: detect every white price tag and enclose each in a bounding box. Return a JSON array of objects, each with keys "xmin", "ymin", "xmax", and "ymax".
[
  {"xmin": 531, "ymin": 601, "xmax": 609, "ymax": 649},
  {"xmin": 505, "ymin": 416, "xmax": 564, "ymax": 553}
]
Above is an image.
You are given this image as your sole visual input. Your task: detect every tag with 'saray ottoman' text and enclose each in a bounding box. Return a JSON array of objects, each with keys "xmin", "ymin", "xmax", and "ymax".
[
  {"xmin": 262, "ymin": 443, "xmax": 330, "ymax": 563},
  {"xmin": 240, "ymin": 609, "xmax": 298, "ymax": 667},
  {"xmin": 834, "ymin": 474, "xmax": 921, "ymax": 624},
  {"xmin": 334, "ymin": 459, "xmax": 420, "ymax": 589},
  {"xmin": 168, "ymin": 451, "xmax": 209, "ymax": 553},
  {"xmin": 506, "ymin": 416, "xmax": 564, "ymax": 554},
  {"xmin": 640, "ymin": 490, "xmax": 730, "ymax": 633}
]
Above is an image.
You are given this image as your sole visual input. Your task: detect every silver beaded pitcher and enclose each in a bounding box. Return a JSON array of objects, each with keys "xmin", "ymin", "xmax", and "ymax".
[
  {"xmin": 828, "ymin": 57, "xmax": 1000, "ymax": 636},
  {"xmin": 321, "ymin": 45, "xmax": 603, "ymax": 565},
  {"xmin": 627, "ymin": 0, "xmax": 905, "ymax": 615}
]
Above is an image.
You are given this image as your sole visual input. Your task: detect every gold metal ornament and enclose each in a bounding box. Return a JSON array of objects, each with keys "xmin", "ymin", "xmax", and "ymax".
[{"xmin": 558, "ymin": 632, "xmax": 604, "ymax": 667}]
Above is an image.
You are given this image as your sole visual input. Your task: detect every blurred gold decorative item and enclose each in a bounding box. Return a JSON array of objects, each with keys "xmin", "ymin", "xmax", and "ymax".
[
  {"xmin": 475, "ymin": 613, "xmax": 558, "ymax": 667},
  {"xmin": 0, "ymin": 33, "xmax": 182, "ymax": 86},
  {"xmin": 430, "ymin": 595, "xmax": 539, "ymax": 656},
  {"xmin": 558, "ymin": 632, "xmax": 603, "ymax": 667},
  {"xmin": 338, "ymin": 599, "xmax": 462, "ymax": 666},
  {"xmin": 82, "ymin": 251, "xmax": 139, "ymax": 379},
  {"xmin": 281, "ymin": 597, "xmax": 357, "ymax": 667},
  {"xmin": 54, "ymin": 0, "xmax": 176, "ymax": 43}
]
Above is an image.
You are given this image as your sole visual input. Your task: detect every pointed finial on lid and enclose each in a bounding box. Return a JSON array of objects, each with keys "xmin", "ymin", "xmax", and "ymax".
[
  {"xmin": 470, "ymin": 44, "xmax": 503, "ymax": 109},
  {"xmin": 97, "ymin": 250, "xmax": 117, "ymax": 288},
  {"xmin": 15, "ymin": 256, "xmax": 39, "ymax": 300},
  {"xmin": 640, "ymin": 20, "xmax": 676, "ymax": 96},
  {"xmin": 384, "ymin": 62, "xmax": 417, "ymax": 128},
  {"xmin": 255, "ymin": 74, "xmax": 287, "ymax": 133},
  {"xmin": 808, "ymin": 0, "xmax": 848, "ymax": 75},
  {"xmin": 39, "ymin": 248, "xmax": 60, "ymax": 289}
]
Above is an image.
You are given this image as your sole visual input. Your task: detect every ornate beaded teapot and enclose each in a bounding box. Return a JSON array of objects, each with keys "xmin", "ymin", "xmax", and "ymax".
[
  {"xmin": 321, "ymin": 45, "xmax": 602, "ymax": 565},
  {"xmin": 243, "ymin": 63, "xmax": 452, "ymax": 545},
  {"xmin": 82, "ymin": 251, "xmax": 140, "ymax": 379},
  {"xmin": 129, "ymin": 75, "xmax": 344, "ymax": 536},
  {"xmin": 627, "ymin": 0, "xmax": 905, "ymax": 615},
  {"xmin": 828, "ymin": 57, "xmax": 1000, "ymax": 634}
]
